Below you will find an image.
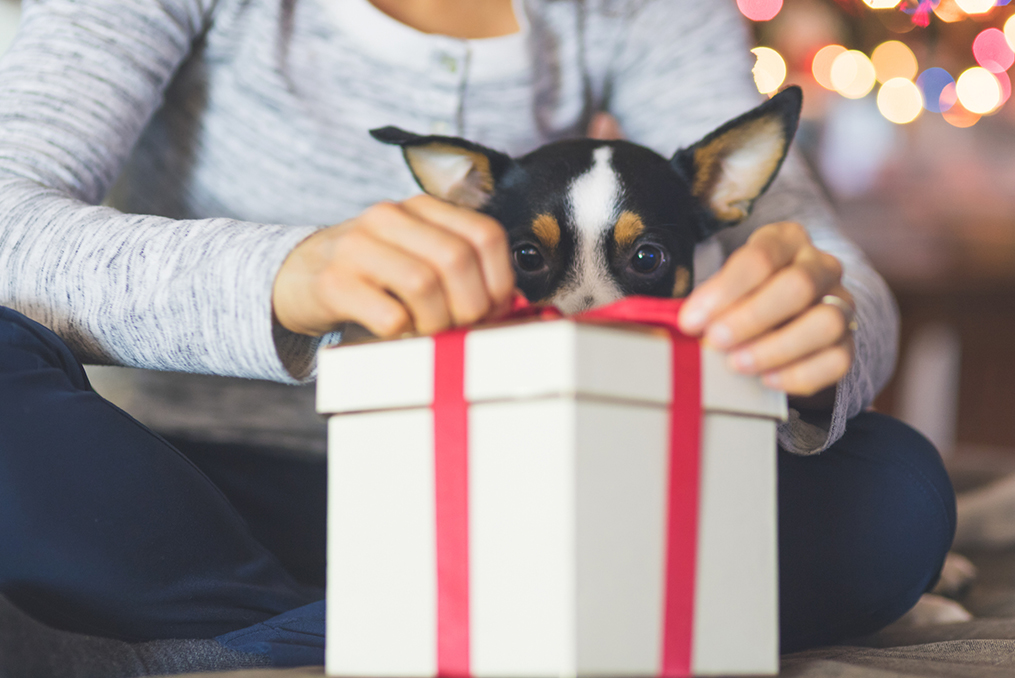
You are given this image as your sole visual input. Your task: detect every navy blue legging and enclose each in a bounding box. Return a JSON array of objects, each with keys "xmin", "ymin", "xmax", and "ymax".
[{"xmin": 0, "ymin": 306, "xmax": 955, "ymax": 664}]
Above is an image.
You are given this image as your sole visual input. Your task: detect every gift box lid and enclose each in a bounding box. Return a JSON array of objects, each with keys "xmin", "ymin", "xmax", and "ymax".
[{"xmin": 317, "ymin": 319, "xmax": 787, "ymax": 420}]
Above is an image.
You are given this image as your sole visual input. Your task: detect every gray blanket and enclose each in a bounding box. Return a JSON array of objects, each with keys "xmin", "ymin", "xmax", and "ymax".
[
  {"xmin": 6, "ymin": 508, "xmax": 1015, "ymax": 678},
  {"xmin": 5, "ymin": 553, "xmax": 1015, "ymax": 678}
]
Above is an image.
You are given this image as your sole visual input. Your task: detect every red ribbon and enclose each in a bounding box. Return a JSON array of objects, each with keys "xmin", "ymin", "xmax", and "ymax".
[
  {"xmin": 433, "ymin": 329, "xmax": 471, "ymax": 677},
  {"xmin": 432, "ymin": 296, "xmax": 702, "ymax": 677}
]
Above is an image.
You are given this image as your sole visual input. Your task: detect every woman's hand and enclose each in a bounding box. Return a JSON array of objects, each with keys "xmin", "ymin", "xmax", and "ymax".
[
  {"xmin": 677, "ymin": 221, "xmax": 855, "ymax": 405},
  {"xmin": 272, "ymin": 194, "xmax": 515, "ymax": 338}
]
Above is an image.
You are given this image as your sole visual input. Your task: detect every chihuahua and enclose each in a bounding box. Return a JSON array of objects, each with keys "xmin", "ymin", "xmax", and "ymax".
[{"xmin": 371, "ymin": 86, "xmax": 801, "ymax": 314}]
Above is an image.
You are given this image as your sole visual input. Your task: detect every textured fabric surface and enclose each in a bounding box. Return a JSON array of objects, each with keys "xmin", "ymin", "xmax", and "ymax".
[
  {"xmin": 0, "ymin": 0, "xmax": 896, "ymax": 455},
  {"xmin": 0, "ymin": 594, "xmax": 271, "ymax": 678}
]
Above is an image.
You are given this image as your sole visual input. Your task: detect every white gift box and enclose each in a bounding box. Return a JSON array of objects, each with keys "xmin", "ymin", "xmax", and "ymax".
[{"xmin": 317, "ymin": 317, "xmax": 787, "ymax": 678}]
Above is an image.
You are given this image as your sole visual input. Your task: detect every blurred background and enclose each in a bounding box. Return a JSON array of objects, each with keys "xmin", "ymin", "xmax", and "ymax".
[
  {"xmin": 0, "ymin": 0, "xmax": 1012, "ymax": 472},
  {"xmin": 741, "ymin": 0, "xmax": 1015, "ymax": 477}
]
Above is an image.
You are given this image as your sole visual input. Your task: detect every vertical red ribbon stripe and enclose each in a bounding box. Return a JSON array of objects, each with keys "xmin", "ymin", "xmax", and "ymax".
[
  {"xmin": 433, "ymin": 329, "xmax": 471, "ymax": 677},
  {"xmin": 431, "ymin": 297, "xmax": 701, "ymax": 677},
  {"xmin": 660, "ymin": 334, "xmax": 701, "ymax": 676},
  {"xmin": 579, "ymin": 297, "xmax": 701, "ymax": 676}
]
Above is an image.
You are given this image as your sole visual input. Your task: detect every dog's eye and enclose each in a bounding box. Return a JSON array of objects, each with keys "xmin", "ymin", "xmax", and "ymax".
[
  {"xmin": 513, "ymin": 244, "xmax": 546, "ymax": 272},
  {"xmin": 631, "ymin": 244, "xmax": 664, "ymax": 274}
]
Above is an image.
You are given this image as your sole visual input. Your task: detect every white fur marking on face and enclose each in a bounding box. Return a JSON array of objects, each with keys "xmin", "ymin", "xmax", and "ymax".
[
  {"xmin": 550, "ymin": 145, "xmax": 625, "ymax": 313},
  {"xmin": 569, "ymin": 146, "xmax": 621, "ymax": 235}
]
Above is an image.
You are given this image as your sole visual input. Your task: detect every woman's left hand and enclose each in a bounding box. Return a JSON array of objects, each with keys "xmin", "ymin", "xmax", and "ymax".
[{"xmin": 677, "ymin": 221, "xmax": 855, "ymax": 404}]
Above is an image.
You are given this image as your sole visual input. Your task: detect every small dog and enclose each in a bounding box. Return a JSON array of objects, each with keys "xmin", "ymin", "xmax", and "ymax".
[{"xmin": 372, "ymin": 86, "xmax": 802, "ymax": 312}]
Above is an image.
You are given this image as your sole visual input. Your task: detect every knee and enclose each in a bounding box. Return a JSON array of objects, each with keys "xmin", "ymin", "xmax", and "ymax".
[
  {"xmin": 0, "ymin": 307, "xmax": 86, "ymax": 388},
  {"xmin": 779, "ymin": 413, "xmax": 956, "ymax": 651},
  {"xmin": 844, "ymin": 412, "xmax": 957, "ymax": 558}
]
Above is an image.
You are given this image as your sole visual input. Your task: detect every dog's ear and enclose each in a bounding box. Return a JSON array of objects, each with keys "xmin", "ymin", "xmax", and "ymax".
[
  {"xmin": 672, "ymin": 86, "xmax": 802, "ymax": 233},
  {"xmin": 371, "ymin": 127, "xmax": 514, "ymax": 210}
]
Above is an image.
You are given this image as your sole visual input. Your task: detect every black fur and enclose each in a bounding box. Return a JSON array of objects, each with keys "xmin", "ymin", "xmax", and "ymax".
[{"xmin": 371, "ymin": 86, "xmax": 802, "ymax": 305}]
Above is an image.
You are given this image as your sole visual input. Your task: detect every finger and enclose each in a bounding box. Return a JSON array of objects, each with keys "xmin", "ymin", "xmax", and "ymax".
[
  {"xmin": 361, "ymin": 202, "xmax": 492, "ymax": 325},
  {"xmin": 727, "ymin": 301, "xmax": 852, "ymax": 375},
  {"xmin": 703, "ymin": 246, "xmax": 843, "ymax": 349},
  {"xmin": 322, "ymin": 277, "xmax": 413, "ymax": 339},
  {"xmin": 587, "ymin": 112, "xmax": 625, "ymax": 140},
  {"xmin": 488, "ymin": 289, "xmax": 516, "ymax": 320},
  {"xmin": 678, "ymin": 222, "xmax": 810, "ymax": 335},
  {"xmin": 761, "ymin": 337, "xmax": 855, "ymax": 397},
  {"xmin": 341, "ymin": 230, "xmax": 453, "ymax": 335},
  {"xmin": 400, "ymin": 195, "xmax": 515, "ymax": 311}
]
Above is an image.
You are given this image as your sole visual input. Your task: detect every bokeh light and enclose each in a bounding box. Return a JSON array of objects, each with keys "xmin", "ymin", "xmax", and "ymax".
[
  {"xmin": 955, "ymin": 0, "xmax": 996, "ymax": 14},
  {"xmin": 831, "ymin": 50, "xmax": 877, "ymax": 99},
  {"xmin": 877, "ymin": 77, "xmax": 924, "ymax": 123},
  {"xmin": 917, "ymin": 68, "xmax": 956, "ymax": 112},
  {"xmin": 993, "ymin": 69, "xmax": 1012, "ymax": 109},
  {"xmin": 941, "ymin": 82, "xmax": 959, "ymax": 111},
  {"xmin": 813, "ymin": 44, "xmax": 847, "ymax": 90},
  {"xmin": 956, "ymin": 66, "xmax": 1002, "ymax": 114},
  {"xmin": 871, "ymin": 41, "xmax": 918, "ymax": 83},
  {"xmin": 942, "ymin": 99, "xmax": 981, "ymax": 127},
  {"xmin": 973, "ymin": 28, "xmax": 1015, "ymax": 73},
  {"xmin": 934, "ymin": 0, "xmax": 968, "ymax": 22},
  {"xmin": 737, "ymin": 0, "xmax": 783, "ymax": 22},
  {"xmin": 863, "ymin": 0, "xmax": 901, "ymax": 7},
  {"xmin": 751, "ymin": 47, "xmax": 787, "ymax": 94},
  {"xmin": 1006, "ymin": 14, "xmax": 1015, "ymax": 51}
]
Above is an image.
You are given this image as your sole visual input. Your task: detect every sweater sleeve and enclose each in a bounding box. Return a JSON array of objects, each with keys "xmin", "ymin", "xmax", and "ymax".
[
  {"xmin": 0, "ymin": 0, "xmax": 323, "ymax": 382},
  {"xmin": 600, "ymin": 0, "xmax": 900, "ymax": 454}
]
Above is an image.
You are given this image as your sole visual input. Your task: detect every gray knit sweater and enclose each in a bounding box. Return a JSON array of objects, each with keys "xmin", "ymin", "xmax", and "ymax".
[{"xmin": 0, "ymin": 0, "xmax": 897, "ymax": 455}]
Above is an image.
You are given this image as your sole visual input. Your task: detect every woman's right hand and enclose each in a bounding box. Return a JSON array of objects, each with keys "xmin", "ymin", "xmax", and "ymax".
[{"xmin": 272, "ymin": 194, "xmax": 516, "ymax": 338}]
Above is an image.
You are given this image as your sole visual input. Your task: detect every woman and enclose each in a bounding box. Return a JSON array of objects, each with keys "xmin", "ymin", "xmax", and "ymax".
[{"xmin": 0, "ymin": 0, "xmax": 953, "ymax": 668}]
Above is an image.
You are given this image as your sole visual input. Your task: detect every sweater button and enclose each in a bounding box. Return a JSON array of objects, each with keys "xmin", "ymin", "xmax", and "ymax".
[{"xmin": 437, "ymin": 53, "xmax": 459, "ymax": 73}]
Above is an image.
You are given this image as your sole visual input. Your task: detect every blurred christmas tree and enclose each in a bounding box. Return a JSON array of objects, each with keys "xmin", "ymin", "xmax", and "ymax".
[{"xmin": 743, "ymin": 0, "xmax": 1015, "ymax": 128}]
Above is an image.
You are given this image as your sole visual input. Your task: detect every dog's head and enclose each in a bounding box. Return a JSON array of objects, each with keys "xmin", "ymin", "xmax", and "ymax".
[{"xmin": 372, "ymin": 86, "xmax": 802, "ymax": 314}]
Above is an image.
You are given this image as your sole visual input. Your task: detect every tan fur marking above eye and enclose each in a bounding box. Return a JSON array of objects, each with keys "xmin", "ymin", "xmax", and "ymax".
[
  {"xmin": 531, "ymin": 213, "xmax": 560, "ymax": 252},
  {"xmin": 613, "ymin": 211, "xmax": 645, "ymax": 250},
  {"xmin": 691, "ymin": 116, "xmax": 785, "ymax": 222},
  {"xmin": 672, "ymin": 266, "xmax": 691, "ymax": 298}
]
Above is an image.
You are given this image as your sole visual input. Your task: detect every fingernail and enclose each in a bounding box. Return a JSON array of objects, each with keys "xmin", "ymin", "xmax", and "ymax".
[
  {"xmin": 762, "ymin": 372, "xmax": 782, "ymax": 389},
  {"xmin": 680, "ymin": 306, "xmax": 707, "ymax": 331},
  {"xmin": 679, "ymin": 293, "xmax": 716, "ymax": 332},
  {"xmin": 729, "ymin": 350, "xmax": 755, "ymax": 373},
  {"xmin": 706, "ymin": 323, "xmax": 733, "ymax": 349}
]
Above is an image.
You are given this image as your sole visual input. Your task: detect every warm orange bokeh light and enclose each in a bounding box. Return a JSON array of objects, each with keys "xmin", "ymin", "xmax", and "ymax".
[
  {"xmin": 831, "ymin": 50, "xmax": 877, "ymax": 99},
  {"xmin": 751, "ymin": 47, "xmax": 787, "ymax": 94},
  {"xmin": 933, "ymin": 0, "xmax": 968, "ymax": 22},
  {"xmin": 942, "ymin": 100, "xmax": 981, "ymax": 127},
  {"xmin": 877, "ymin": 78, "xmax": 924, "ymax": 123},
  {"xmin": 812, "ymin": 45, "xmax": 847, "ymax": 91},
  {"xmin": 956, "ymin": 66, "xmax": 1002, "ymax": 114},
  {"xmin": 1006, "ymin": 14, "xmax": 1015, "ymax": 52},
  {"xmin": 871, "ymin": 41, "xmax": 918, "ymax": 84},
  {"xmin": 954, "ymin": 0, "xmax": 996, "ymax": 15}
]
